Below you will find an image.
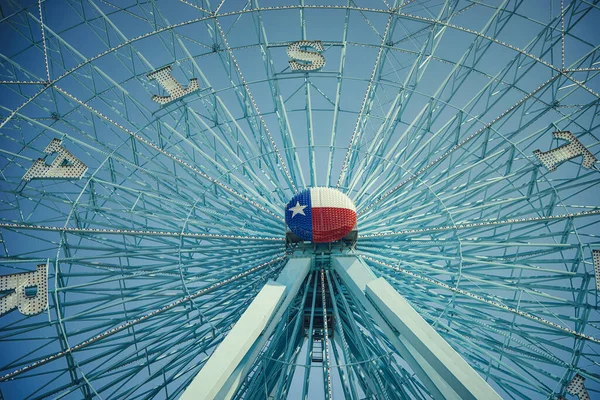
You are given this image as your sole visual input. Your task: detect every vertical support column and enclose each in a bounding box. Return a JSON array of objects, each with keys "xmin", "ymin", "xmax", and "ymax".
[
  {"xmin": 366, "ymin": 278, "xmax": 501, "ymax": 400},
  {"xmin": 181, "ymin": 257, "xmax": 311, "ymax": 400},
  {"xmin": 181, "ymin": 281, "xmax": 286, "ymax": 400},
  {"xmin": 320, "ymin": 269, "xmax": 333, "ymax": 400},
  {"xmin": 333, "ymin": 255, "xmax": 501, "ymax": 400}
]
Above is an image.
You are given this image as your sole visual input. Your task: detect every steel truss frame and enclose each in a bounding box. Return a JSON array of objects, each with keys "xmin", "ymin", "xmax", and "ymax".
[{"xmin": 0, "ymin": 0, "xmax": 599, "ymax": 399}]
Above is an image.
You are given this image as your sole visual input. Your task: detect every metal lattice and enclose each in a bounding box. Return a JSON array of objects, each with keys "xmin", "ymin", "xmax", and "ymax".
[{"xmin": 1, "ymin": 0, "xmax": 599, "ymax": 399}]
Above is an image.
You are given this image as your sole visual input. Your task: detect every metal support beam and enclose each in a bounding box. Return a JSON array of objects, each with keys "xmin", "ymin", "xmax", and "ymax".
[
  {"xmin": 333, "ymin": 255, "xmax": 502, "ymax": 400},
  {"xmin": 181, "ymin": 257, "xmax": 311, "ymax": 399}
]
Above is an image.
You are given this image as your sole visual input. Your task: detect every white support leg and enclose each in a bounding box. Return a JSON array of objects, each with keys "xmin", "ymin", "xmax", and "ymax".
[
  {"xmin": 181, "ymin": 257, "xmax": 311, "ymax": 400},
  {"xmin": 333, "ymin": 255, "xmax": 501, "ymax": 400}
]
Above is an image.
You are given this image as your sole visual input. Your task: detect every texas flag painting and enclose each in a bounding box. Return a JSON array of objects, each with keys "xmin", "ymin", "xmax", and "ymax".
[{"xmin": 285, "ymin": 187, "xmax": 357, "ymax": 243}]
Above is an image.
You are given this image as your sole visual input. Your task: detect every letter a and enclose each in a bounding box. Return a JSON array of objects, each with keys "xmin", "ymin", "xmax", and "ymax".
[
  {"xmin": 0, "ymin": 264, "xmax": 48, "ymax": 316},
  {"xmin": 287, "ymin": 41, "xmax": 326, "ymax": 71},
  {"xmin": 22, "ymin": 138, "xmax": 88, "ymax": 181},
  {"xmin": 147, "ymin": 65, "xmax": 200, "ymax": 104},
  {"xmin": 534, "ymin": 131, "xmax": 597, "ymax": 171}
]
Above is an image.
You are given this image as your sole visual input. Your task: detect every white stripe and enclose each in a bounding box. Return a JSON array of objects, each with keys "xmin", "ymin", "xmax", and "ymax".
[{"xmin": 309, "ymin": 187, "xmax": 356, "ymax": 211}]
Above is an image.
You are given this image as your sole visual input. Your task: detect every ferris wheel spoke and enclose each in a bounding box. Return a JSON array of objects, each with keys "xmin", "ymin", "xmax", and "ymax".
[
  {"xmin": 361, "ymin": 237, "xmax": 580, "ymax": 266},
  {"xmin": 92, "ymin": 126, "xmax": 284, "ymax": 223},
  {"xmin": 337, "ymin": 12, "xmax": 394, "ymax": 189},
  {"xmin": 406, "ymin": 302, "xmax": 570, "ymax": 396},
  {"xmin": 0, "ymin": 253, "xmax": 287, "ymax": 383},
  {"xmin": 0, "ymin": 107, "xmax": 190, "ymax": 197},
  {"xmin": 50, "ymin": 242, "xmax": 282, "ymax": 270},
  {"xmin": 50, "ymin": 85, "xmax": 285, "ymax": 222},
  {"xmin": 10, "ymin": 12, "xmax": 294, "ymax": 209},
  {"xmin": 348, "ymin": 5, "xmax": 524, "ymax": 202},
  {"xmin": 360, "ymin": 208, "xmax": 600, "ymax": 240},
  {"xmin": 325, "ymin": 3, "xmax": 352, "ymax": 187},
  {"xmin": 7, "ymin": 124, "xmax": 247, "ymax": 228},
  {"xmin": 330, "ymin": 270, "xmax": 425, "ymax": 398},
  {"xmin": 358, "ymin": 140, "xmax": 536, "ymax": 228},
  {"xmin": 356, "ymin": 52, "xmax": 567, "ymax": 216},
  {"xmin": 52, "ymin": 311, "xmax": 214, "ymax": 399},
  {"xmin": 379, "ymin": 282, "xmax": 586, "ymax": 378},
  {"xmin": 345, "ymin": 2, "xmax": 462, "ymax": 195},
  {"xmin": 69, "ymin": 196, "xmax": 283, "ymax": 235},
  {"xmin": 5, "ymin": 165, "xmax": 283, "ymax": 233},
  {"xmin": 0, "ymin": 224, "xmax": 285, "ymax": 241},
  {"xmin": 410, "ymin": 302, "xmax": 557, "ymax": 358},
  {"xmin": 125, "ymin": 35, "xmax": 288, "ymax": 205},
  {"xmin": 0, "ymin": 49, "xmax": 46, "ymax": 85},
  {"xmin": 387, "ymin": 183, "xmax": 536, "ymax": 232},
  {"xmin": 184, "ymin": 85, "xmax": 293, "ymax": 203},
  {"xmin": 147, "ymin": 119, "xmax": 282, "ymax": 206},
  {"xmin": 357, "ymin": 170, "xmax": 516, "ymax": 233},
  {"xmin": 53, "ymin": 262, "xmax": 279, "ymax": 310},
  {"xmin": 82, "ymin": 287, "xmax": 255, "ymax": 389},
  {"xmin": 48, "ymin": 315, "xmax": 192, "ymax": 397},
  {"xmin": 357, "ymin": 123, "xmax": 528, "ymax": 225},
  {"xmin": 249, "ymin": 5, "xmax": 308, "ymax": 189},
  {"xmin": 360, "ymin": 67, "xmax": 598, "ymax": 211},
  {"xmin": 399, "ymin": 9, "xmax": 600, "ymax": 98},
  {"xmin": 49, "ymin": 247, "xmax": 282, "ymax": 289},
  {"xmin": 359, "ymin": 244, "xmax": 584, "ymax": 305},
  {"xmin": 136, "ymin": 59, "xmax": 288, "ymax": 206},
  {"xmin": 87, "ymin": 167, "xmax": 284, "ymax": 233},
  {"xmin": 91, "ymin": 286, "xmax": 273, "ymax": 399},
  {"xmin": 0, "ymin": 80, "xmax": 49, "ymax": 132},
  {"xmin": 362, "ymin": 254, "xmax": 599, "ymax": 343},
  {"xmin": 212, "ymin": 17, "xmax": 297, "ymax": 194},
  {"xmin": 162, "ymin": 106, "xmax": 286, "ymax": 205}
]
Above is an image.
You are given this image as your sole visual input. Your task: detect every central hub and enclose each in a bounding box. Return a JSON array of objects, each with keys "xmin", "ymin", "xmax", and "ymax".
[{"xmin": 285, "ymin": 187, "xmax": 357, "ymax": 243}]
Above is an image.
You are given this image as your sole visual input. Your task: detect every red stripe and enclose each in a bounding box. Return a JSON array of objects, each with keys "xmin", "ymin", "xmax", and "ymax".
[{"xmin": 311, "ymin": 207, "xmax": 356, "ymax": 243}]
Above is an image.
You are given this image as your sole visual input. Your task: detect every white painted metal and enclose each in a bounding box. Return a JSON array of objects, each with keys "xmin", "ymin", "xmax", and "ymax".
[
  {"xmin": 333, "ymin": 255, "xmax": 502, "ymax": 400},
  {"xmin": 181, "ymin": 281, "xmax": 286, "ymax": 400},
  {"xmin": 182, "ymin": 257, "xmax": 311, "ymax": 400},
  {"xmin": 366, "ymin": 277, "xmax": 502, "ymax": 400},
  {"xmin": 217, "ymin": 257, "xmax": 311, "ymax": 399},
  {"xmin": 308, "ymin": 187, "xmax": 356, "ymax": 211},
  {"xmin": 333, "ymin": 255, "xmax": 453, "ymax": 400}
]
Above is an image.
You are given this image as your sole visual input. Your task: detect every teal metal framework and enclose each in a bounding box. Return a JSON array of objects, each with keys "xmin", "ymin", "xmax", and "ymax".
[{"xmin": 0, "ymin": 0, "xmax": 599, "ymax": 399}]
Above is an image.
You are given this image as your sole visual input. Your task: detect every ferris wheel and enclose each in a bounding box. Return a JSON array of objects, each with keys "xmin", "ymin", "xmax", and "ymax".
[{"xmin": 1, "ymin": 0, "xmax": 599, "ymax": 399}]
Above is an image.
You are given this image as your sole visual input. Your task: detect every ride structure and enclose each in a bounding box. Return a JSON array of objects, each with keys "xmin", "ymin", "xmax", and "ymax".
[{"xmin": 0, "ymin": 1, "xmax": 599, "ymax": 399}]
